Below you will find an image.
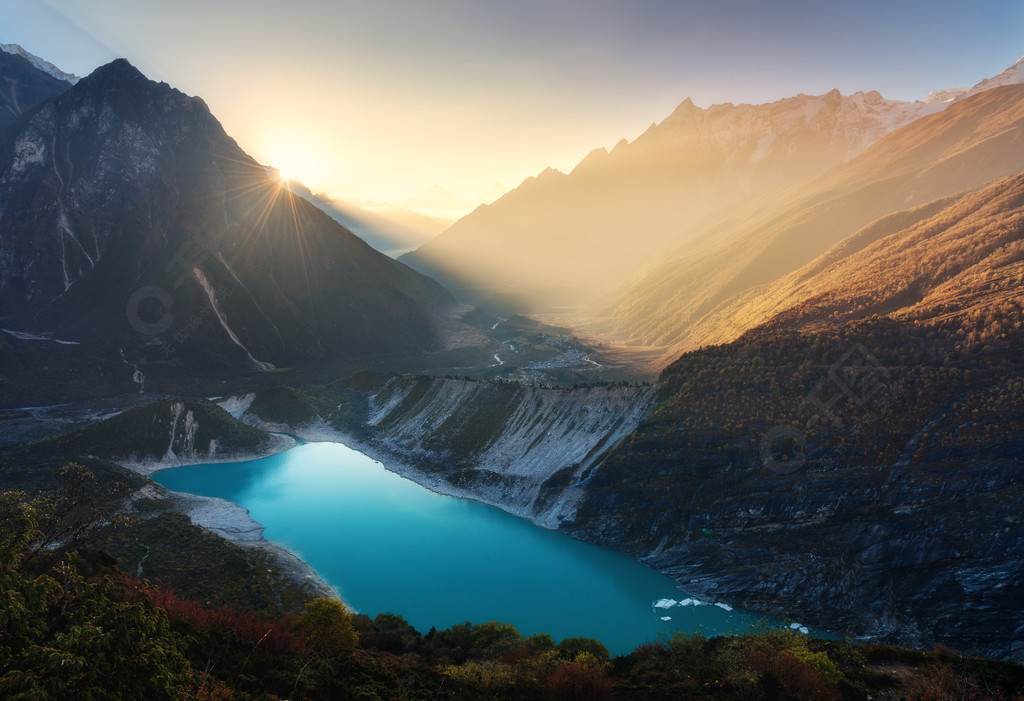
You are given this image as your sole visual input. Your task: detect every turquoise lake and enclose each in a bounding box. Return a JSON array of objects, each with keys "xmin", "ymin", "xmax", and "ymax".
[{"xmin": 153, "ymin": 441, "xmax": 812, "ymax": 654}]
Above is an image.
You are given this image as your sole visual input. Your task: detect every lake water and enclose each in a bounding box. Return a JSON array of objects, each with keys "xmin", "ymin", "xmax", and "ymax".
[{"xmin": 153, "ymin": 441, "xmax": 812, "ymax": 654}]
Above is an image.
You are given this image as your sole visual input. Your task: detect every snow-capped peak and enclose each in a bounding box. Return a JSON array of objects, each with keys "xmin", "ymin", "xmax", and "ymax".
[
  {"xmin": 0, "ymin": 43, "xmax": 80, "ymax": 84},
  {"xmin": 923, "ymin": 87, "xmax": 969, "ymax": 104},
  {"xmin": 960, "ymin": 55, "xmax": 1024, "ymax": 101}
]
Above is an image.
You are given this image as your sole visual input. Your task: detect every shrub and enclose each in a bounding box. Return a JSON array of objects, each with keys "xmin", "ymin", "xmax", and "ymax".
[
  {"xmin": 546, "ymin": 662, "xmax": 615, "ymax": 701},
  {"xmin": 557, "ymin": 637, "xmax": 609, "ymax": 663}
]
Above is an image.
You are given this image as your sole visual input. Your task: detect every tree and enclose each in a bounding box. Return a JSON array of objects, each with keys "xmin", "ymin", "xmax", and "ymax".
[
  {"xmin": 293, "ymin": 598, "xmax": 358, "ymax": 657},
  {"xmin": 0, "ymin": 486, "xmax": 193, "ymax": 699}
]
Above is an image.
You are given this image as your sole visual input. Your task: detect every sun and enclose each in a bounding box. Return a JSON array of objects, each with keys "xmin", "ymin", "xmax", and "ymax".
[{"xmin": 266, "ymin": 140, "xmax": 326, "ymax": 186}]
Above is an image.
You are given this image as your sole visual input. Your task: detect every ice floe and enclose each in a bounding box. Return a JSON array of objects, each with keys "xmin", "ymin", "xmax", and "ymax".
[
  {"xmin": 653, "ymin": 598, "xmax": 678, "ymax": 609},
  {"xmin": 660, "ymin": 616, "xmax": 672, "ymax": 622},
  {"xmin": 714, "ymin": 602, "xmax": 733, "ymax": 611}
]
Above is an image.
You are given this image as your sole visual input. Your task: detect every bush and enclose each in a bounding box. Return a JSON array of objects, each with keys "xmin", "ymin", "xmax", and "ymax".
[
  {"xmin": 546, "ymin": 662, "xmax": 615, "ymax": 701},
  {"xmin": 557, "ymin": 637, "xmax": 609, "ymax": 662}
]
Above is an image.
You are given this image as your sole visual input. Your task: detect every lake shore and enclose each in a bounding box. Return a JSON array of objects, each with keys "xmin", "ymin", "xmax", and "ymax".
[{"xmin": 118, "ymin": 436, "xmax": 341, "ymax": 605}]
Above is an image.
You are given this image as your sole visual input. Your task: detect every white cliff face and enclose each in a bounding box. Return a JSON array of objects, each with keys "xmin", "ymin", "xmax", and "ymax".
[{"xmin": 363, "ymin": 378, "xmax": 655, "ymax": 528}]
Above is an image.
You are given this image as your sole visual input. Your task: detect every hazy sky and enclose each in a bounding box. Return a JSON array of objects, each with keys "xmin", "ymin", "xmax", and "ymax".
[{"xmin": 2, "ymin": 0, "xmax": 1022, "ymax": 208}]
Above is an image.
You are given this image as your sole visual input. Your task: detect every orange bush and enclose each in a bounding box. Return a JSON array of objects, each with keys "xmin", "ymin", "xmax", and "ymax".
[{"xmin": 545, "ymin": 661, "xmax": 615, "ymax": 701}]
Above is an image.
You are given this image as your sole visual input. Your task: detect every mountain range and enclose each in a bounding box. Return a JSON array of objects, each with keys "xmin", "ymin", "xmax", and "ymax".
[
  {"xmin": 611, "ymin": 80, "xmax": 1024, "ymax": 358},
  {"xmin": 402, "ymin": 57, "xmax": 1024, "ymax": 316}
]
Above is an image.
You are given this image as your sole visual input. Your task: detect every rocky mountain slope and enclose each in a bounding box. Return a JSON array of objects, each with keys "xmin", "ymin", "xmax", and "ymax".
[
  {"xmin": 724, "ymin": 172, "xmax": 1024, "ymax": 338},
  {"xmin": 0, "ymin": 58, "xmax": 453, "ymax": 381},
  {"xmin": 0, "ymin": 45, "xmax": 73, "ymax": 134}
]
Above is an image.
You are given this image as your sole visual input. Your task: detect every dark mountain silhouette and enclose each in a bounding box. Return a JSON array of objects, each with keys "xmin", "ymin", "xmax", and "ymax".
[{"xmin": 0, "ymin": 59, "xmax": 452, "ymax": 377}]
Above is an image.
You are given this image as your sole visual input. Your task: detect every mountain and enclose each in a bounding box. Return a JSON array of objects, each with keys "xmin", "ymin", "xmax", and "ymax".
[
  {"xmin": 401, "ymin": 88, "xmax": 955, "ymax": 310},
  {"xmin": 0, "ymin": 45, "xmax": 75, "ymax": 134},
  {"xmin": 308, "ymin": 195, "xmax": 450, "ymax": 257},
  {"xmin": 560, "ymin": 168, "xmax": 1024, "ymax": 660},
  {"xmin": 0, "ymin": 44, "xmax": 80, "ymax": 84},
  {"xmin": 402, "ymin": 184, "xmax": 475, "ymax": 217},
  {"xmin": 18, "ymin": 397, "xmax": 273, "ymax": 465},
  {"xmin": 479, "ymin": 182, "xmax": 509, "ymax": 204},
  {"xmin": 610, "ymin": 83, "xmax": 1024, "ymax": 357},
  {"xmin": 268, "ymin": 172, "xmax": 449, "ymax": 257},
  {"xmin": 0, "ymin": 59, "xmax": 453, "ymax": 384},
  {"xmin": 961, "ymin": 54, "xmax": 1024, "ymax": 100},
  {"xmin": 706, "ymin": 173, "xmax": 1024, "ymax": 341}
]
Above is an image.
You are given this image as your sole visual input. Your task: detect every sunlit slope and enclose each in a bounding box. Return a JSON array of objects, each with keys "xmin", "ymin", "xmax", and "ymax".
[
  {"xmin": 611, "ymin": 84, "xmax": 1024, "ymax": 355},
  {"xmin": 759, "ymin": 172, "xmax": 1024, "ymax": 333},
  {"xmin": 403, "ymin": 90, "xmax": 945, "ymax": 310}
]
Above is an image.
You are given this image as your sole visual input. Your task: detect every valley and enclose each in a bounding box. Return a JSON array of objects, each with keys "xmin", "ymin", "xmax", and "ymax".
[{"xmin": 1, "ymin": 30, "xmax": 1023, "ymax": 700}]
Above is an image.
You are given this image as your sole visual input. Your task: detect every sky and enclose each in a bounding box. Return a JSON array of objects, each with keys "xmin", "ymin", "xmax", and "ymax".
[{"xmin": 2, "ymin": 0, "xmax": 1023, "ymax": 211}]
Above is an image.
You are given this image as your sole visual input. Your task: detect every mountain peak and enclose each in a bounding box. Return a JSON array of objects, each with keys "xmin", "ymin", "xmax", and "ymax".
[
  {"xmin": 0, "ymin": 43, "xmax": 79, "ymax": 84},
  {"xmin": 963, "ymin": 54, "xmax": 1024, "ymax": 99},
  {"xmin": 671, "ymin": 96, "xmax": 699, "ymax": 113},
  {"xmin": 83, "ymin": 58, "xmax": 148, "ymax": 85}
]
